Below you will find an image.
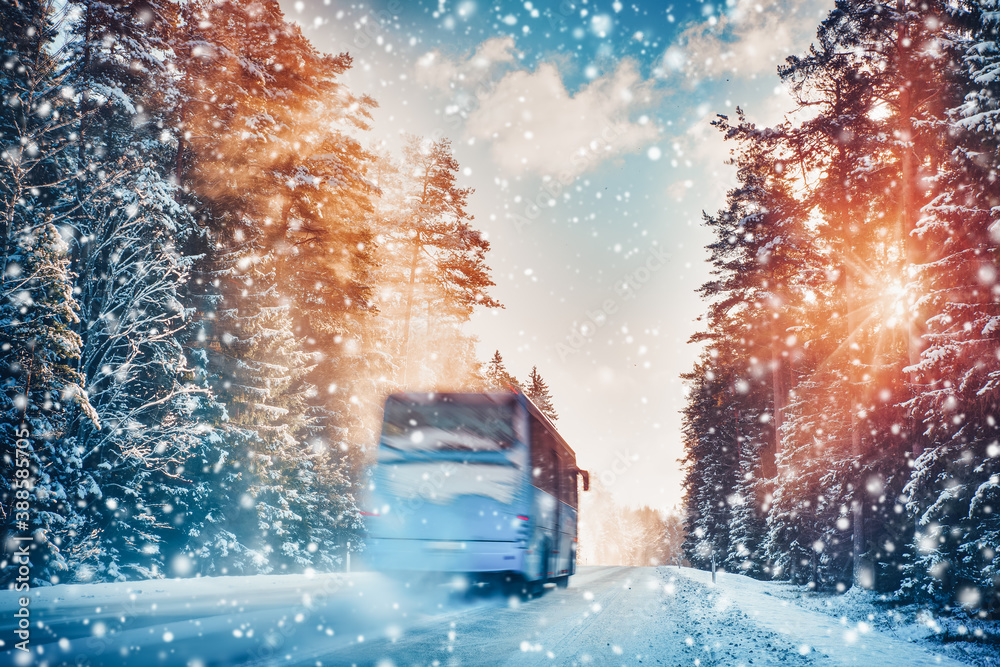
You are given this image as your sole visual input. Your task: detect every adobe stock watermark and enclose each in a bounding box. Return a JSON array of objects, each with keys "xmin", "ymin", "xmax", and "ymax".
[
  {"xmin": 597, "ymin": 447, "xmax": 638, "ymax": 490},
  {"xmin": 9, "ymin": 422, "xmax": 34, "ymax": 655},
  {"xmin": 556, "ymin": 245, "xmax": 671, "ymax": 361},
  {"xmin": 421, "ymin": 59, "xmax": 505, "ymax": 148},
  {"xmin": 364, "ymin": 460, "xmax": 460, "ymax": 528}
]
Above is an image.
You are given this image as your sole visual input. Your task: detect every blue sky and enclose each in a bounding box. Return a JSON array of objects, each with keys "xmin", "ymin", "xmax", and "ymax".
[{"xmin": 285, "ymin": 0, "xmax": 833, "ymax": 511}]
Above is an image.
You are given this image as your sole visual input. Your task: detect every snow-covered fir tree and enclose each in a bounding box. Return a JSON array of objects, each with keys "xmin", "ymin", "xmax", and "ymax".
[
  {"xmin": 681, "ymin": 356, "xmax": 741, "ymax": 570},
  {"xmin": 382, "ymin": 136, "xmax": 501, "ymax": 389},
  {"xmin": 0, "ymin": 0, "xmax": 98, "ymax": 584},
  {"xmin": 690, "ymin": 110, "xmax": 815, "ymax": 577},
  {"xmin": 485, "ymin": 350, "xmax": 518, "ymax": 392},
  {"xmin": 525, "ymin": 365, "xmax": 558, "ymax": 422},
  {"xmin": 682, "ymin": 0, "xmax": 983, "ymax": 598},
  {"xmin": 169, "ymin": 0, "xmax": 378, "ymax": 573},
  {"xmin": 0, "ymin": 221, "xmax": 99, "ymax": 584},
  {"xmin": 46, "ymin": 0, "xmax": 212, "ymax": 582},
  {"xmin": 901, "ymin": 0, "xmax": 1000, "ymax": 608}
]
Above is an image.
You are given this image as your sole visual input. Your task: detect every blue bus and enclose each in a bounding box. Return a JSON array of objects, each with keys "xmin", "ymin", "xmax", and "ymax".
[{"xmin": 365, "ymin": 392, "xmax": 589, "ymax": 594}]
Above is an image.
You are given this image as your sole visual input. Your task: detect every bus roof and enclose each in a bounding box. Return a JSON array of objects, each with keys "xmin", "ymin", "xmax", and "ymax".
[
  {"xmin": 520, "ymin": 393, "xmax": 577, "ymax": 463},
  {"xmin": 383, "ymin": 391, "xmax": 578, "ymax": 462},
  {"xmin": 386, "ymin": 391, "xmax": 516, "ymax": 406}
]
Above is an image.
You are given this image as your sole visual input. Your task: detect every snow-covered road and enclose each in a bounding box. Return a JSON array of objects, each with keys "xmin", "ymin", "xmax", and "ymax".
[{"xmin": 1, "ymin": 566, "xmax": 977, "ymax": 666}]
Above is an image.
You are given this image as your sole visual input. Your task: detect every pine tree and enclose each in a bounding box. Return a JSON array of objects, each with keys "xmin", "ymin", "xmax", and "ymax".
[
  {"xmin": 0, "ymin": 0, "xmax": 102, "ymax": 585},
  {"xmin": 683, "ymin": 0, "xmax": 961, "ymax": 592},
  {"xmin": 168, "ymin": 0, "xmax": 378, "ymax": 573},
  {"xmin": 681, "ymin": 355, "xmax": 741, "ymax": 570},
  {"xmin": 0, "ymin": 223, "xmax": 99, "ymax": 585},
  {"xmin": 63, "ymin": 166, "xmax": 204, "ymax": 581},
  {"xmin": 763, "ymin": 0, "xmax": 940, "ymax": 589},
  {"xmin": 35, "ymin": 0, "xmax": 215, "ymax": 581},
  {"xmin": 525, "ymin": 366, "xmax": 558, "ymax": 422},
  {"xmin": 901, "ymin": 1, "xmax": 1000, "ymax": 609},
  {"xmin": 485, "ymin": 350, "xmax": 518, "ymax": 392},
  {"xmin": 691, "ymin": 110, "xmax": 815, "ymax": 576},
  {"xmin": 387, "ymin": 136, "xmax": 501, "ymax": 388}
]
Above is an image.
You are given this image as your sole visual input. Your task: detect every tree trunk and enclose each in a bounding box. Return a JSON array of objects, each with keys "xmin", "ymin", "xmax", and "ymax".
[
  {"xmin": 175, "ymin": 114, "xmax": 186, "ymax": 185},
  {"xmin": 399, "ymin": 235, "xmax": 420, "ymax": 387},
  {"xmin": 78, "ymin": 0, "xmax": 92, "ymax": 168},
  {"xmin": 768, "ymin": 327, "xmax": 786, "ymax": 481},
  {"xmin": 847, "ymin": 267, "xmax": 873, "ymax": 589},
  {"xmin": 896, "ymin": 1, "xmax": 925, "ymax": 467}
]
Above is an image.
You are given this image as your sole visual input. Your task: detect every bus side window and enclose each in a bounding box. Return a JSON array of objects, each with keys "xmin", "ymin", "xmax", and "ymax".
[
  {"xmin": 564, "ymin": 467, "xmax": 578, "ymax": 507},
  {"xmin": 541, "ymin": 447, "xmax": 558, "ymax": 496},
  {"xmin": 549, "ymin": 448, "xmax": 562, "ymax": 500},
  {"xmin": 530, "ymin": 418, "xmax": 558, "ymax": 496}
]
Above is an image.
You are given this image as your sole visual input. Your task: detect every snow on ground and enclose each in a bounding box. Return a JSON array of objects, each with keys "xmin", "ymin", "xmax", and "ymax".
[
  {"xmin": 2, "ymin": 566, "xmax": 996, "ymax": 665},
  {"xmin": 0, "ymin": 571, "xmax": 355, "ymax": 665},
  {"xmin": 677, "ymin": 567, "xmax": 998, "ymax": 667},
  {"xmin": 0, "ymin": 571, "xmax": 351, "ymax": 617},
  {"xmin": 656, "ymin": 566, "xmax": 817, "ymax": 666},
  {"xmin": 770, "ymin": 578, "xmax": 1000, "ymax": 667},
  {"xmin": 0, "ymin": 569, "xmax": 354, "ymax": 645}
]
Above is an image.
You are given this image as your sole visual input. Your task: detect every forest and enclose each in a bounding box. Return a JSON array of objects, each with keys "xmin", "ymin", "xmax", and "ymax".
[
  {"xmin": 0, "ymin": 0, "xmax": 588, "ymax": 585},
  {"xmin": 682, "ymin": 0, "xmax": 1000, "ymax": 615},
  {"xmin": 7, "ymin": 0, "xmax": 996, "ymax": 619}
]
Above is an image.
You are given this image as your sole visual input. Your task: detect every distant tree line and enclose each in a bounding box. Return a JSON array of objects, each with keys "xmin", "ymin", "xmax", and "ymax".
[
  {"xmin": 580, "ymin": 479, "xmax": 685, "ymax": 567},
  {"xmin": 1, "ymin": 0, "xmax": 500, "ymax": 585},
  {"xmin": 682, "ymin": 0, "xmax": 1000, "ymax": 615}
]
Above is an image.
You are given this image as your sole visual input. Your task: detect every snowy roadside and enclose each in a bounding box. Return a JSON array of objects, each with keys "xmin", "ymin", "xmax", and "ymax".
[
  {"xmin": 0, "ymin": 571, "xmax": 357, "ymax": 661},
  {"xmin": 0, "ymin": 571, "xmax": 354, "ymax": 612},
  {"xmin": 774, "ymin": 580, "xmax": 1000, "ymax": 667},
  {"xmin": 675, "ymin": 567, "xmax": 995, "ymax": 666},
  {"xmin": 655, "ymin": 566, "xmax": 818, "ymax": 667},
  {"xmin": 4, "ymin": 567, "xmax": 996, "ymax": 666}
]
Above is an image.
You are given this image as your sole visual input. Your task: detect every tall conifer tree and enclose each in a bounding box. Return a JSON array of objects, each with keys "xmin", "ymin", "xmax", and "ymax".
[{"xmin": 525, "ymin": 366, "xmax": 558, "ymax": 422}]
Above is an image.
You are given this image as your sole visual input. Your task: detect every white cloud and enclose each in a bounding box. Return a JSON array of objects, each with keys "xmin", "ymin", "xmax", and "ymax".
[
  {"xmin": 415, "ymin": 36, "xmax": 517, "ymax": 92},
  {"xmin": 667, "ymin": 87, "xmax": 802, "ymax": 206},
  {"xmin": 414, "ymin": 37, "xmax": 661, "ymax": 179},
  {"xmin": 464, "ymin": 59, "xmax": 660, "ymax": 178},
  {"xmin": 663, "ymin": 0, "xmax": 830, "ymax": 83}
]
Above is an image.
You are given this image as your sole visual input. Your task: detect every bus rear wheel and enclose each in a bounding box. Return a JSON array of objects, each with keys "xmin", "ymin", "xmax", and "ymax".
[
  {"xmin": 554, "ymin": 574, "xmax": 569, "ymax": 589},
  {"xmin": 500, "ymin": 573, "xmax": 546, "ymax": 600},
  {"xmin": 501, "ymin": 573, "xmax": 528, "ymax": 598}
]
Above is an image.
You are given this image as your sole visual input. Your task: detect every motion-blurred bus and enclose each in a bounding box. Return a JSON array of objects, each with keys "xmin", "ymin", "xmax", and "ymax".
[{"xmin": 365, "ymin": 392, "xmax": 589, "ymax": 594}]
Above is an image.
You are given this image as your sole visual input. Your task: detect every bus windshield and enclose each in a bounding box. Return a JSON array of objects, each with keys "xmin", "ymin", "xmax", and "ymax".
[{"xmin": 380, "ymin": 395, "xmax": 517, "ymax": 454}]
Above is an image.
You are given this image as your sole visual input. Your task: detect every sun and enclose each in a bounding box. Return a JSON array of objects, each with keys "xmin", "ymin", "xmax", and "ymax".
[{"xmin": 880, "ymin": 280, "xmax": 907, "ymax": 329}]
